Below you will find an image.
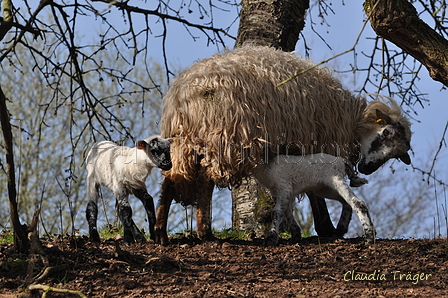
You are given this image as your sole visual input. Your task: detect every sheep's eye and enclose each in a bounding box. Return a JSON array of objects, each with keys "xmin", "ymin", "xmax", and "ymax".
[{"xmin": 383, "ymin": 129, "xmax": 390, "ymax": 137}]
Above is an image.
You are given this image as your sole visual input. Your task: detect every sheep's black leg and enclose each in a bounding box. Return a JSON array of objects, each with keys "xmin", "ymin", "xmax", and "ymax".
[
  {"xmin": 155, "ymin": 178, "xmax": 175, "ymax": 245},
  {"xmin": 86, "ymin": 183, "xmax": 101, "ymax": 242},
  {"xmin": 116, "ymin": 193, "xmax": 141, "ymax": 245},
  {"xmin": 308, "ymin": 193, "xmax": 336, "ymax": 237},
  {"xmin": 133, "ymin": 188, "xmax": 156, "ymax": 241}
]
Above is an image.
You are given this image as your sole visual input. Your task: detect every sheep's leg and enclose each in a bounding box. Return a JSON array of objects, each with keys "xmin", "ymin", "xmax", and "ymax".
[
  {"xmin": 86, "ymin": 182, "xmax": 101, "ymax": 242},
  {"xmin": 334, "ymin": 201, "xmax": 353, "ymax": 238},
  {"xmin": 133, "ymin": 188, "xmax": 156, "ymax": 241},
  {"xmin": 284, "ymin": 200, "xmax": 302, "ymax": 243},
  {"xmin": 116, "ymin": 192, "xmax": 143, "ymax": 245},
  {"xmin": 196, "ymin": 179, "xmax": 216, "ymax": 241},
  {"xmin": 155, "ymin": 177, "xmax": 176, "ymax": 245},
  {"xmin": 308, "ymin": 193, "xmax": 337, "ymax": 237},
  {"xmin": 264, "ymin": 196, "xmax": 289, "ymax": 246}
]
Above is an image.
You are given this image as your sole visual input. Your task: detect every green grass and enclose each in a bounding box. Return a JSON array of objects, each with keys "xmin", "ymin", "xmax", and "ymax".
[
  {"xmin": 97, "ymin": 223, "xmax": 125, "ymax": 240},
  {"xmin": 214, "ymin": 228, "xmax": 251, "ymax": 240},
  {"xmin": 0, "ymin": 231, "xmax": 14, "ymax": 244}
]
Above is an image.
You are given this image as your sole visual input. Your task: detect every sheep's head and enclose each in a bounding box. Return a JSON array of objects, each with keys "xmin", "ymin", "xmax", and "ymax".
[
  {"xmin": 137, "ymin": 136, "xmax": 172, "ymax": 171},
  {"xmin": 358, "ymin": 109, "xmax": 411, "ymax": 175}
]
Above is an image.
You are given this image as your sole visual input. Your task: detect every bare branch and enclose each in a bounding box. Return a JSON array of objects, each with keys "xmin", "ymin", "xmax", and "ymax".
[{"xmin": 366, "ymin": 0, "xmax": 448, "ymax": 86}]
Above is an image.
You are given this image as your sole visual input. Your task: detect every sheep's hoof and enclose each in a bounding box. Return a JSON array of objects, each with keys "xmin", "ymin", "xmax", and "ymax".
[
  {"xmin": 263, "ymin": 232, "xmax": 279, "ymax": 246},
  {"xmin": 154, "ymin": 229, "xmax": 170, "ymax": 246}
]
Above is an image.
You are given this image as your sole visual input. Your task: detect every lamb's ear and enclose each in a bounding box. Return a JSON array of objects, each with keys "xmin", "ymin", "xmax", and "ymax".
[
  {"xmin": 375, "ymin": 109, "xmax": 392, "ymax": 125},
  {"xmin": 136, "ymin": 140, "xmax": 147, "ymax": 150}
]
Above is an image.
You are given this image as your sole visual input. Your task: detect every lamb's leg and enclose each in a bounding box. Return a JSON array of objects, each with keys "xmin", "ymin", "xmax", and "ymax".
[
  {"xmin": 264, "ymin": 196, "xmax": 289, "ymax": 246},
  {"xmin": 331, "ymin": 178, "xmax": 375, "ymax": 243},
  {"xmin": 284, "ymin": 199, "xmax": 302, "ymax": 243},
  {"xmin": 86, "ymin": 182, "xmax": 101, "ymax": 243},
  {"xmin": 308, "ymin": 193, "xmax": 336, "ymax": 237},
  {"xmin": 334, "ymin": 201, "xmax": 353, "ymax": 238},
  {"xmin": 134, "ymin": 188, "xmax": 156, "ymax": 241},
  {"xmin": 155, "ymin": 177, "xmax": 176, "ymax": 245},
  {"xmin": 334, "ymin": 165, "xmax": 365, "ymax": 237},
  {"xmin": 116, "ymin": 192, "xmax": 143, "ymax": 245}
]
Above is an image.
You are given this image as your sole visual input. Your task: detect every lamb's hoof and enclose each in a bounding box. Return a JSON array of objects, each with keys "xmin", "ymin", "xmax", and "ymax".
[
  {"xmin": 365, "ymin": 238, "xmax": 374, "ymax": 245},
  {"xmin": 133, "ymin": 232, "xmax": 146, "ymax": 243},
  {"xmin": 334, "ymin": 227, "xmax": 348, "ymax": 238},
  {"xmin": 123, "ymin": 234, "xmax": 135, "ymax": 246},
  {"xmin": 289, "ymin": 234, "xmax": 302, "ymax": 244},
  {"xmin": 350, "ymin": 177, "xmax": 368, "ymax": 187},
  {"xmin": 89, "ymin": 230, "xmax": 101, "ymax": 243},
  {"xmin": 263, "ymin": 232, "xmax": 279, "ymax": 246},
  {"xmin": 364, "ymin": 231, "xmax": 375, "ymax": 244}
]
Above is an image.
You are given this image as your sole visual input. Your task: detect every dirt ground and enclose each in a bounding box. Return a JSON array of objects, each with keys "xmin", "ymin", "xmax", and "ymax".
[{"xmin": 1, "ymin": 235, "xmax": 447, "ymax": 298}]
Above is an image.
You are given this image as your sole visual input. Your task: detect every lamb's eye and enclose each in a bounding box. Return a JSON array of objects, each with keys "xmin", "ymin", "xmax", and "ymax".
[{"xmin": 383, "ymin": 129, "xmax": 390, "ymax": 137}]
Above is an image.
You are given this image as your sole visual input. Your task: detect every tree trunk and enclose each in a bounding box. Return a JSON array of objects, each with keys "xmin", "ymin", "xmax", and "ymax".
[
  {"xmin": 231, "ymin": 0, "xmax": 310, "ymax": 236},
  {"xmin": 0, "ymin": 85, "xmax": 29, "ymax": 253},
  {"xmin": 365, "ymin": 0, "xmax": 448, "ymax": 87},
  {"xmin": 235, "ymin": 0, "xmax": 309, "ymax": 51}
]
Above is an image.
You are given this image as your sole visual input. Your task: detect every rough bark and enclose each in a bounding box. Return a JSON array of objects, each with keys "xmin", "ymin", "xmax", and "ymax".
[
  {"xmin": 366, "ymin": 0, "xmax": 448, "ymax": 87},
  {"xmin": 235, "ymin": 0, "xmax": 309, "ymax": 51},
  {"xmin": 231, "ymin": 0, "xmax": 310, "ymax": 236},
  {"xmin": 0, "ymin": 85, "xmax": 29, "ymax": 253},
  {"xmin": 232, "ymin": 177, "xmax": 273, "ymax": 236}
]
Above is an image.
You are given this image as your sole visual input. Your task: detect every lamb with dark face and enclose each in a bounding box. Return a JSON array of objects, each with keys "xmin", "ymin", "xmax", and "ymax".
[
  {"xmin": 85, "ymin": 135, "xmax": 172, "ymax": 245},
  {"xmin": 140, "ymin": 136, "xmax": 172, "ymax": 171}
]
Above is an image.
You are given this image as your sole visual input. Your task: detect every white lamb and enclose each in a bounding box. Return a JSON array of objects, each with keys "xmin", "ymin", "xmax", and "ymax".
[
  {"xmin": 86, "ymin": 135, "xmax": 172, "ymax": 245},
  {"xmin": 252, "ymin": 153, "xmax": 375, "ymax": 246}
]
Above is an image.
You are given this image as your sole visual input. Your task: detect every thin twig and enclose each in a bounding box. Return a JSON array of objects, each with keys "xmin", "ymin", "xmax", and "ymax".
[{"xmin": 278, "ymin": 10, "xmax": 371, "ymax": 86}]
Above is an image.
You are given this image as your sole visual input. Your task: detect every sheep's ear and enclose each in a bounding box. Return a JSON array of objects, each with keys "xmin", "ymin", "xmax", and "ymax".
[
  {"xmin": 375, "ymin": 109, "xmax": 392, "ymax": 125},
  {"xmin": 148, "ymin": 138, "xmax": 160, "ymax": 150},
  {"xmin": 136, "ymin": 140, "xmax": 147, "ymax": 150}
]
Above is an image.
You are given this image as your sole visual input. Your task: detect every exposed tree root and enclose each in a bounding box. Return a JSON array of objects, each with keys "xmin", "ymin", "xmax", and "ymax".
[{"xmin": 29, "ymin": 284, "xmax": 87, "ymax": 298}]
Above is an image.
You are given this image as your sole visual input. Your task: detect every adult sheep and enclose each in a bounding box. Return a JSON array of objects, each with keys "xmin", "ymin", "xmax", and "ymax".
[{"xmin": 155, "ymin": 45, "xmax": 412, "ymax": 245}]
